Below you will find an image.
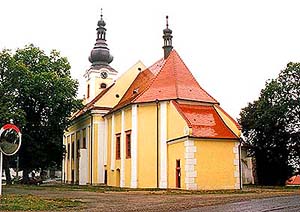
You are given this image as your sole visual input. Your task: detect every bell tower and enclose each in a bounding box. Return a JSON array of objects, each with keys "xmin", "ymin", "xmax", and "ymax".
[
  {"xmin": 84, "ymin": 9, "xmax": 117, "ymax": 103},
  {"xmin": 162, "ymin": 16, "xmax": 173, "ymax": 59}
]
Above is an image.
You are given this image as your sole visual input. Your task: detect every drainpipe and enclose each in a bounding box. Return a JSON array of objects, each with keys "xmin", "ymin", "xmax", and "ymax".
[
  {"xmin": 156, "ymin": 99, "xmax": 159, "ymax": 188},
  {"xmin": 90, "ymin": 114, "xmax": 93, "ymax": 185}
]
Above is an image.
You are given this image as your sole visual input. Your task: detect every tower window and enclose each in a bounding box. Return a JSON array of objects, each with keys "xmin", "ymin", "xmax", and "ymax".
[
  {"xmin": 100, "ymin": 83, "xmax": 107, "ymax": 89},
  {"xmin": 87, "ymin": 84, "xmax": 90, "ymax": 98}
]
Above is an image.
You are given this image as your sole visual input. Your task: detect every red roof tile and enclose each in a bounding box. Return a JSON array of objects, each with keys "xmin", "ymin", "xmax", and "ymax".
[
  {"xmin": 173, "ymin": 101, "xmax": 238, "ymax": 139},
  {"xmin": 134, "ymin": 50, "xmax": 218, "ymax": 103},
  {"xmin": 148, "ymin": 57, "xmax": 165, "ymax": 75},
  {"xmin": 286, "ymin": 175, "xmax": 300, "ymax": 185},
  {"xmin": 112, "ymin": 69, "xmax": 156, "ymax": 112}
]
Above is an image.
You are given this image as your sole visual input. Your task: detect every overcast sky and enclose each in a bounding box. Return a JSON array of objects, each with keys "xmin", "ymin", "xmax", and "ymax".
[{"xmin": 1, "ymin": 0, "xmax": 300, "ymax": 119}]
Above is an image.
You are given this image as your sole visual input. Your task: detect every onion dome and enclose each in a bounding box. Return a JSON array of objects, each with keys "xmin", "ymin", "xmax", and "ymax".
[{"xmin": 89, "ymin": 9, "xmax": 113, "ymax": 67}]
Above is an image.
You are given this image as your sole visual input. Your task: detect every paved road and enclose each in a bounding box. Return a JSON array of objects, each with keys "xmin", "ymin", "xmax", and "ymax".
[{"xmin": 186, "ymin": 195, "xmax": 300, "ymax": 212}]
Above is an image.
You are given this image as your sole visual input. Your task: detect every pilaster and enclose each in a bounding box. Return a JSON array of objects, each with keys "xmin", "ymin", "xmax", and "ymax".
[
  {"xmin": 110, "ymin": 114, "xmax": 115, "ymax": 170},
  {"xmin": 120, "ymin": 110, "xmax": 125, "ymax": 187},
  {"xmin": 159, "ymin": 102, "xmax": 167, "ymax": 188},
  {"xmin": 184, "ymin": 139, "xmax": 197, "ymax": 190},
  {"xmin": 131, "ymin": 104, "xmax": 138, "ymax": 188}
]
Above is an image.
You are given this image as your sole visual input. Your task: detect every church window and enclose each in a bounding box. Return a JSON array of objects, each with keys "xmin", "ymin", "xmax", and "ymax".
[
  {"xmin": 100, "ymin": 83, "xmax": 107, "ymax": 89},
  {"xmin": 77, "ymin": 139, "xmax": 80, "ymax": 158},
  {"xmin": 82, "ymin": 137, "xmax": 86, "ymax": 149},
  {"xmin": 87, "ymin": 84, "xmax": 90, "ymax": 98},
  {"xmin": 71, "ymin": 141, "xmax": 74, "ymax": 159},
  {"xmin": 126, "ymin": 131, "xmax": 131, "ymax": 158},
  {"xmin": 68, "ymin": 143, "xmax": 70, "ymax": 159},
  {"xmin": 116, "ymin": 134, "xmax": 121, "ymax": 160}
]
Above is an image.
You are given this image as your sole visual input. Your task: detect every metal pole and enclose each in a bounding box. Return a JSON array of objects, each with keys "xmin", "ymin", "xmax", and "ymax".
[
  {"xmin": 16, "ymin": 156, "xmax": 19, "ymax": 178},
  {"xmin": 0, "ymin": 152, "xmax": 3, "ymax": 195}
]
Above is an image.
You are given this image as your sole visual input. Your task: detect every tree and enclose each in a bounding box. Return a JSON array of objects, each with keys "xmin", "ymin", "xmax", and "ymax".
[
  {"xmin": 239, "ymin": 62, "xmax": 300, "ymax": 185},
  {"xmin": 0, "ymin": 45, "xmax": 82, "ymax": 182}
]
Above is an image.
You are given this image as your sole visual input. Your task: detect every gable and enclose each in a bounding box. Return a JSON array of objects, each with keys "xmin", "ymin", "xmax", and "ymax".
[{"xmin": 172, "ymin": 101, "xmax": 239, "ymax": 139}]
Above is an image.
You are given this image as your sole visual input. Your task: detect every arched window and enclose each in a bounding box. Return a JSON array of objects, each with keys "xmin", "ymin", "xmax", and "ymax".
[{"xmin": 100, "ymin": 83, "xmax": 107, "ymax": 89}]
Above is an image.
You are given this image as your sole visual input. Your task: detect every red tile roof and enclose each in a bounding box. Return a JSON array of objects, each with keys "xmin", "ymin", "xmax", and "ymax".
[
  {"xmin": 134, "ymin": 50, "xmax": 218, "ymax": 104},
  {"xmin": 148, "ymin": 57, "xmax": 165, "ymax": 75},
  {"xmin": 112, "ymin": 69, "xmax": 156, "ymax": 112},
  {"xmin": 286, "ymin": 175, "xmax": 300, "ymax": 185},
  {"xmin": 172, "ymin": 101, "xmax": 239, "ymax": 139}
]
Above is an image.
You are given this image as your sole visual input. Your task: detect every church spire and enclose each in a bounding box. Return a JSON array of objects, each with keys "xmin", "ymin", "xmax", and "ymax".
[
  {"xmin": 89, "ymin": 9, "xmax": 114, "ymax": 68},
  {"xmin": 162, "ymin": 15, "xmax": 173, "ymax": 59}
]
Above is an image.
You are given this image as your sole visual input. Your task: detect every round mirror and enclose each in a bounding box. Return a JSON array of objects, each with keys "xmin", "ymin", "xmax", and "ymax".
[{"xmin": 0, "ymin": 124, "xmax": 22, "ymax": 156}]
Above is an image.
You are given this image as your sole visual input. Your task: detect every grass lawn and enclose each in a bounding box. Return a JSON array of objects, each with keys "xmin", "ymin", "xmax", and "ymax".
[
  {"xmin": 1, "ymin": 184, "xmax": 299, "ymax": 211},
  {"xmin": 0, "ymin": 194, "xmax": 81, "ymax": 211}
]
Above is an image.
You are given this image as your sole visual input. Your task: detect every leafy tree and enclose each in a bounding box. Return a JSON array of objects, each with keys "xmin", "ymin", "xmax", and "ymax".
[
  {"xmin": 239, "ymin": 62, "xmax": 300, "ymax": 185},
  {"xmin": 0, "ymin": 45, "xmax": 82, "ymax": 182}
]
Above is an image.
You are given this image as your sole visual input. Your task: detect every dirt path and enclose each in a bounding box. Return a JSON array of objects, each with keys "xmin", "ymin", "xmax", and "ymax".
[{"xmin": 3, "ymin": 186, "xmax": 300, "ymax": 211}]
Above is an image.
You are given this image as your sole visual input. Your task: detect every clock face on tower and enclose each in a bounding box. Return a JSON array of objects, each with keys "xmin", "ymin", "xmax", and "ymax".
[{"xmin": 100, "ymin": 71, "xmax": 108, "ymax": 79}]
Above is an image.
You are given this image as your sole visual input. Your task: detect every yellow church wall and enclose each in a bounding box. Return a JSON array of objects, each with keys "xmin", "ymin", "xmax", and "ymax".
[
  {"xmin": 167, "ymin": 102, "xmax": 189, "ymax": 140},
  {"xmin": 125, "ymin": 159, "xmax": 131, "ymax": 187},
  {"xmin": 124, "ymin": 107, "xmax": 132, "ymax": 130},
  {"xmin": 194, "ymin": 139, "xmax": 236, "ymax": 190},
  {"xmin": 114, "ymin": 112, "xmax": 121, "ymax": 134},
  {"xmin": 95, "ymin": 61, "xmax": 146, "ymax": 108},
  {"xmin": 137, "ymin": 103, "xmax": 158, "ymax": 188},
  {"xmin": 214, "ymin": 106, "xmax": 241, "ymax": 137},
  {"xmin": 167, "ymin": 141, "xmax": 186, "ymax": 189},
  {"xmin": 106, "ymin": 116, "xmax": 114, "ymax": 186}
]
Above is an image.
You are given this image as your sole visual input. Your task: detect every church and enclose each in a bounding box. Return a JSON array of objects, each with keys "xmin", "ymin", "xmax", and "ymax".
[{"xmin": 63, "ymin": 12, "xmax": 242, "ymax": 190}]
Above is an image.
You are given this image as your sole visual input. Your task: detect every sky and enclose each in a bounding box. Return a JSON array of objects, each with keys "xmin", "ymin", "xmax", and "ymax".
[{"xmin": 1, "ymin": 0, "xmax": 300, "ymax": 120}]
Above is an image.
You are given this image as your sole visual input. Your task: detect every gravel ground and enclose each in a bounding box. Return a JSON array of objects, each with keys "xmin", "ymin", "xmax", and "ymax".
[{"xmin": 3, "ymin": 185, "xmax": 300, "ymax": 211}]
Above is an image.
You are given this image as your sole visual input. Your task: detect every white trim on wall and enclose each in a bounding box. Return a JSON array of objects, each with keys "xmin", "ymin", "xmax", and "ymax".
[
  {"xmin": 131, "ymin": 104, "xmax": 138, "ymax": 188},
  {"xmin": 159, "ymin": 101, "xmax": 167, "ymax": 188},
  {"xmin": 184, "ymin": 139, "xmax": 197, "ymax": 190},
  {"xmin": 110, "ymin": 114, "xmax": 115, "ymax": 170},
  {"xmin": 98, "ymin": 121, "xmax": 105, "ymax": 183},
  {"xmin": 120, "ymin": 110, "xmax": 125, "ymax": 187},
  {"xmin": 234, "ymin": 142, "xmax": 241, "ymax": 189},
  {"xmin": 104, "ymin": 117, "xmax": 108, "ymax": 166}
]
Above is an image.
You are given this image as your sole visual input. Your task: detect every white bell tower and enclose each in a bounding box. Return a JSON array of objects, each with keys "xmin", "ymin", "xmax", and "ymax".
[{"xmin": 84, "ymin": 9, "xmax": 118, "ymax": 103}]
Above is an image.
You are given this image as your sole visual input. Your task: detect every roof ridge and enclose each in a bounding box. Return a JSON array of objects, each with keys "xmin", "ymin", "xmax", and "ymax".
[
  {"xmin": 173, "ymin": 50, "xmax": 218, "ymax": 103},
  {"xmin": 121, "ymin": 68, "xmax": 152, "ymax": 105},
  {"xmin": 134, "ymin": 57, "xmax": 168, "ymax": 102},
  {"xmin": 171, "ymin": 100, "xmax": 192, "ymax": 127},
  {"xmin": 173, "ymin": 51, "xmax": 180, "ymax": 99}
]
